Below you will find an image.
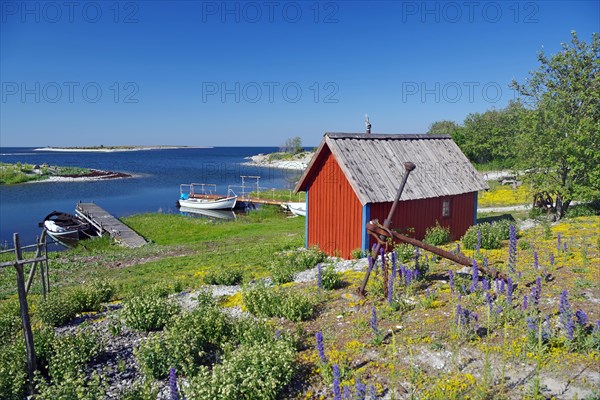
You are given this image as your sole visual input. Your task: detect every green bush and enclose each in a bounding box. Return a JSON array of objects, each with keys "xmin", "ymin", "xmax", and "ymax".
[
  {"xmin": 0, "ymin": 301, "xmax": 21, "ymax": 343},
  {"xmin": 136, "ymin": 304, "xmax": 234, "ymax": 378},
  {"xmin": 0, "ymin": 341, "xmax": 27, "ymax": 400},
  {"xmin": 321, "ymin": 264, "xmax": 342, "ymax": 290},
  {"xmin": 394, "ymin": 243, "xmax": 414, "ymax": 263},
  {"xmin": 38, "ymin": 293, "xmax": 77, "ymax": 327},
  {"xmin": 243, "ymin": 282, "xmax": 318, "ymax": 322},
  {"xmin": 276, "ymin": 247, "xmax": 327, "ymax": 272},
  {"xmin": 122, "ymin": 293, "xmax": 179, "ymax": 331},
  {"xmin": 134, "ymin": 335, "xmax": 171, "ymax": 380},
  {"xmin": 184, "ymin": 340, "xmax": 296, "ymax": 400},
  {"xmin": 48, "ymin": 330, "xmax": 102, "ymax": 382},
  {"xmin": 461, "ymin": 223, "xmax": 503, "ymax": 250},
  {"xmin": 351, "ymin": 248, "xmax": 365, "ymax": 259},
  {"xmin": 204, "ymin": 268, "xmax": 243, "ymax": 286},
  {"xmin": 269, "ymin": 264, "xmax": 295, "ymax": 285},
  {"xmin": 492, "ymin": 219, "xmax": 512, "ymax": 240},
  {"xmin": 38, "ymin": 282, "xmax": 115, "ymax": 327},
  {"xmin": 35, "ymin": 371, "xmax": 105, "ymax": 400},
  {"xmin": 424, "ymin": 223, "xmax": 451, "ymax": 245}
]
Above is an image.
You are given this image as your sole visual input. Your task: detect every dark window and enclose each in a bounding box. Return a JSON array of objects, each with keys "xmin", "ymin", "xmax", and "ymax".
[{"xmin": 442, "ymin": 198, "xmax": 451, "ymax": 218}]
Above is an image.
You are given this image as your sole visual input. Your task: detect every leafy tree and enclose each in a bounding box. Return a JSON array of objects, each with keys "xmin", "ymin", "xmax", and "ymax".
[
  {"xmin": 280, "ymin": 137, "xmax": 303, "ymax": 154},
  {"xmin": 458, "ymin": 101, "xmax": 525, "ymax": 165},
  {"xmin": 427, "ymin": 120, "xmax": 460, "ymax": 136},
  {"xmin": 511, "ymin": 31, "xmax": 600, "ymax": 219}
]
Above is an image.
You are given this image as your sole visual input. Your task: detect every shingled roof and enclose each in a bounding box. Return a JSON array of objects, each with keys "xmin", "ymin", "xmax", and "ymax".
[{"xmin": 294, "ymin": 133, "xmax": 489, "ymax": 205}]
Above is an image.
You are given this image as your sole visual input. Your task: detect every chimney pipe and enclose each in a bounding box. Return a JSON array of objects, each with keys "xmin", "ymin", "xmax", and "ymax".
[{"xmin": 365, "ymin": 114, "xmax": 371, "ymax": 135}]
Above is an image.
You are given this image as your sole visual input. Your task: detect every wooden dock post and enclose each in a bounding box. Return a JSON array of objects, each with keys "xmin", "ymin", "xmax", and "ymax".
[{"xmin": 13, "ymin": 233, "xmax": 37, "ymax": 395}]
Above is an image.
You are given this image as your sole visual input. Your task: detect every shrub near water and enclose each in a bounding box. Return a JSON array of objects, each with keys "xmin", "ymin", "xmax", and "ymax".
[{"xmin": 122, "ymin": 292, "xmax": 179, "ymax": 331}]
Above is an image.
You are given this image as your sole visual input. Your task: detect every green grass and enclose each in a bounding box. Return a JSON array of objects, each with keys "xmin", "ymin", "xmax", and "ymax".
[
  {"xmin": 0, "ymin": 206, "xmax": 304, "ymax": 300},
  {"xmin": 248, "ymin": 189, "xmax": 305, "ymax": 202}
]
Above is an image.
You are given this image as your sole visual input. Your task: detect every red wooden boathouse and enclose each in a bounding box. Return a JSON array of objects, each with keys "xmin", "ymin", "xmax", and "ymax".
[{"xmin": 294, "ymin": 133, "xmax": 489, "ymax": 259}]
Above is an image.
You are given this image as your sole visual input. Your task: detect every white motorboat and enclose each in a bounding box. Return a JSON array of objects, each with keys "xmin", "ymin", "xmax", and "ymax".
[
  {"xmin": 178, "ymin": 184, "xmax": 237, "ymax": 210},
  {"xmin": 286, "ymin": 202, "xmax": 306, "ymax": 217}
]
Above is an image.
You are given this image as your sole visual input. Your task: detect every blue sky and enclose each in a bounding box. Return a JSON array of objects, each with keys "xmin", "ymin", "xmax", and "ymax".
[{"xmin": 1, "ymin": 1, "xmax": 598, "ymax": 147}]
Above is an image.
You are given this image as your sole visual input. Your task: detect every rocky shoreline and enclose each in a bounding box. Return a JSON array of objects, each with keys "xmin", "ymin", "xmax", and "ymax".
[{"xmin": 242, "ymin": 152, "xmax": 314, "ymax": 171}]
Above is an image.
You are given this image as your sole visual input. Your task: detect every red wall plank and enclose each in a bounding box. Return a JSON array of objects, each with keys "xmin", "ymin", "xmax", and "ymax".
[
  {"xmin": 307, "ymin": 147, "xmax": 363, "ymax": 258},
  {"xmin": 369, "ymin": 192, "xmax": 475, "ymax": 247}
]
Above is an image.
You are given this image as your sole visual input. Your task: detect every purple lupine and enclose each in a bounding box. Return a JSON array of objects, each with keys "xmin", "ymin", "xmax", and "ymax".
[
  {"xmin": 470, "ymin": 260, "xmax": 479, "ymax": 293},
  {"xmin": 559, "ymin": 290, "xmax": 574, "ymax": 340},
  {"xmin": 575, "ymin": 310, "xmax": 588, "ymax": 327},
  {"xmin": 391, "ymin": 251, "xmax": 397, "ymax": 272},
  {"xmin": 456, "ymin": 243, "xmax": 461, "ymax": 254},
  {"xmin": 499, "ymin": 279, "xmax": 505, "ymax": 294},
  {"xmin": 355, "ymin": 379, "xmax": 366, "ymax": 400},
  {"xmin": 533, "ymin": 251, "xmax": 539, "ymax": 270},
  {"xmin": 399, "ymin": 264, "xmax": 406, "ymax": 282},
  {"xmin": 508, "ymin": 224, "xmax": 517, "ymax": 273},
  {"xmin": 316, "ymin": 331, "xmax": 327, "ymax": 363},
  {"xmin": 530, "ymin": 276, "xmax": 542, "ymax": 307},
  {"xmin": 388, "ymin": 259, "xmax": 397, "ymax": 304},
  {"xmin": 367, "ymin": 255, "xmax": 374, "ymax": 273},
  {"xmin": 317, "ymin": 263, "xmax": 323, "ymax": 289},
  {"xmin": 522, "ymin": 295, "xmax": 528, "ymax": 310},
  {"xmin": 169, "ymin": 368, "xmax": 180, "ymax": 400},
  {"xmin": 370, "ymin": 306, "xmax": 378, "ymax": 334},
  {"xmin": 343, "ymin": 386, "xmax": 352, "ymax": 399},
  {"xmin": 482, "ymin": 277, "xmax": 489, "ymax": 292},
  {"xmin": 593, "ymin": 320, "xmax": 600, "ymax": 335},
  {"xmin": 549, "ymin": 253, "xmax": 555, "ymax": 266},
  {"xmin": 484, "ymin": 257, "xmax": 489, "ymax": 270},
  {"xmin": 527, "ymin": 316, "xmax": 537, "ymax": 333},
  {"xmin": 507, "ymin": 277, "xmax": 514, "ymax": 305},
  {"xmin": 275, "ymin": 330, "xmax": 281, "ymax": 340},
  {"xmin": 486, "ymin": 292, "xmax": 493, "ymax": 313},
  {"xmin": 476, "ymin": 228, "xmax": 482, "ymax": 252},
  {"xmin": 455, "ymin": 304, "xmax": 463, "ymax": 325},
  {"xmin": 369, "ymin": 385, "xmax": 377, "ymax": 398},
  {"xmin": 557, "ymin": 234, "xmax": 561, "ymax": 252},
  {"xmin": 495, "ymin": 305, "xmax": 503, "ymax": 314},
  {"xmin": 448, "ymin": 270, "xmax": 455, "ymax": 293},
  {"xmin": 563, "ymin": 241, "xmax": 568, "ymax": 253},
  {"xmin": 405, "ymin": 269, "xmax": 413, "ymax": 286},
  {"xmin": 542, "ymin": 315, "xmax": 552, "ymax": 341},
  {"xmin": 332, "ymin": 364, "xmax": 342, "ymax": 400}
]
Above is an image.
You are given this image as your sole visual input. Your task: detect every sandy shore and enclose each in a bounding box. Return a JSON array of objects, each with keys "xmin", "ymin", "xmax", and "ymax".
[
  {"xmin": 34, "ymin": 146, "xmax": 210, "ymax": 153},
  {"xmin": 242, "ymin": 152, "xmax": 314, "ymax": 171}
]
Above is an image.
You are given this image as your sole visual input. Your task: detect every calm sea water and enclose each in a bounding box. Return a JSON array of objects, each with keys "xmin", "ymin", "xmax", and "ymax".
[{"xmin": 0, "ymin": 147, "xmax": 303, "ymax": 246}]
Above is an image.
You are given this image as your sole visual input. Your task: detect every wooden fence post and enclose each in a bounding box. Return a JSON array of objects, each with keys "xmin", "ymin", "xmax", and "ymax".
[{"xmin": 13, "ymin": 233, "xmax": 37, "ymax": 395}]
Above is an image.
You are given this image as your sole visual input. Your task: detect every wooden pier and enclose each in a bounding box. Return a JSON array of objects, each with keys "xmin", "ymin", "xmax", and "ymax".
[{"xmin": 75, "ymin": 203, "xmax": 147, "ymax": 248}]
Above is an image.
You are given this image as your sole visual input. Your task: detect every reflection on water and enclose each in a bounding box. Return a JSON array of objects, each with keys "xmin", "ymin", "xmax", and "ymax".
[{"xmin": 178, "ymin": 207, "xmax": 237, "ymax": 220}]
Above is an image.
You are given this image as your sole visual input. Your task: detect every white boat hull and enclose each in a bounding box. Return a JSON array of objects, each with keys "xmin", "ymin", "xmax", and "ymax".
[
  {"xmin": 286, "ymin": 202, "xmax": 306, "ymax": 217},
  {"xmin": 179, "ymin": 196, "xmax": 237, "ymax": 210}
]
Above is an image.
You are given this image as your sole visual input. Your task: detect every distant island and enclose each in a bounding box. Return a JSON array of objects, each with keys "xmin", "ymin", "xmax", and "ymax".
[
  {"xmin": 34, "ymin": 145, "xmax": 210, "ymax": 153},
  {"xmin": 0, "ymin": 162, "xmax": 131, "ymax": 185}
]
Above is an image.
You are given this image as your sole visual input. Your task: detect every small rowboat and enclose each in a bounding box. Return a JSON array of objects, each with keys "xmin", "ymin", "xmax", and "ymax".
[{"xmin": 40, "ymin": 211, "xmax": 94, "ymax": 246}]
